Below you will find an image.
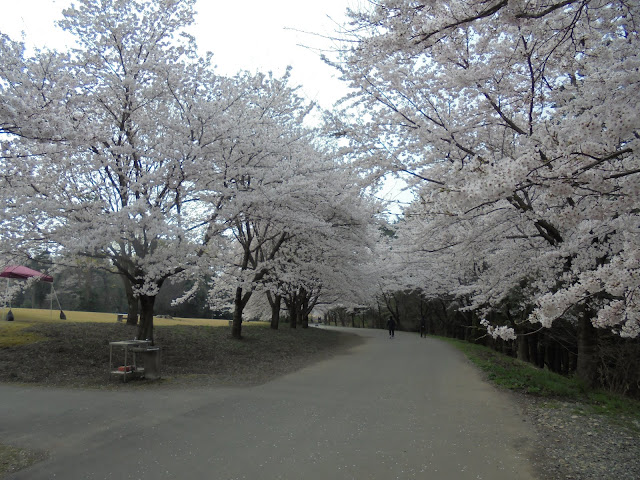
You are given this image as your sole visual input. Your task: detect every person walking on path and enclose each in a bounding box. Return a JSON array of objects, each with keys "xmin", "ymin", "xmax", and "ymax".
[
  {"xmin": 387, "ymin": 316, "xmax": 396, "ymax": 338},
  {"xmin": 420, "ymin": 316, "xmax": 427, "ymax": 338}
]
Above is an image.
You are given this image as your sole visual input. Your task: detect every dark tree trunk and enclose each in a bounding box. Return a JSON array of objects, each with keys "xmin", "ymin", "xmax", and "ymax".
[
  {"xmin": 122, "ymin": 276, "xmax": 139, "ymax": 326},
  {"xmin": 517, "ymin": 334, "xmax": 529, "ymax": 362},
  {"xmin": 544, "ymin": 341, "xmax": 553, "ymax": 371},
  {"xmin": 267, "ymin": 292, "xmax": 281, "ymax": 330},
  {"xmin": 528, "ymin": 333, "xmax": 539, "ymax": 366},
  {"xmin": 471, "ymin": 313, "xmax": 481, "ymax": 343},
  {"xmin": 136, "ymin": 294, "xmax": 155, "ymax": 343},
  {"xmin": 301, "ymin": 291, "xmax": 309, "ymax": 329},
  {"xmin": 552, "ymin": 343, "xmax": 562, "ymax": 373},
  {"xmin": 462, "ymin": 311, "xmax": 471, "ymax": 341},
  {"xmin": 127, "ymin": 297, "xmax": 139, "ymax": 326},
  {"xmin": 538, "ymin": 343, "xmax": 547, "ymax": 369},
  {"xmin": 232, "ymin": 286, "xmax": 244, "ymax": 339},
  {"xmin": 288, "ymin": 297, "xmax": 297, "ymax": 329},
  {"xmin": 577, "ymin": 313, "xmax": 598, "ymax": 387},
  {"xmin": 561, "ymin": 347, "xmax": 570, "ymax": 375}
]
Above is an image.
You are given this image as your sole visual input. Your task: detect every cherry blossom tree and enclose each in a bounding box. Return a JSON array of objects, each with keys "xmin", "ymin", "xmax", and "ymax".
[
  {"xmin": 209, "ymin": 124, "xmax": 379, "ymax": 337},
  {"xmin": 272, "ymin": 189, "xmax": 378, "ymax": 330},
  {"xmin": 333, "ymin": 0, "xmax": 640, "ymax": 382},
  {"xmin": 0, "ymin": 0, "xmax": 323, "ymax": 341},
  {"xmin": 1, "ymin": 0, "xmax": 221, "ymax": 341}
]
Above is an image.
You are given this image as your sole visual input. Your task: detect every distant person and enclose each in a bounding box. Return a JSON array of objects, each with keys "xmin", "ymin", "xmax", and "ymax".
[
  {"xmin": 387, "ymin": 316, "xmax": 396, "ymax": 338},
  {"xmin": 420, "ymin": 316, "xmax": 426, "ymax": 338}
]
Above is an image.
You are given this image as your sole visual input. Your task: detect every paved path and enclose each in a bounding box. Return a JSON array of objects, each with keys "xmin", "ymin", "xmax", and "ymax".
[{"xmin": 0, "ymin": 328, "xmax": 539, "ymax": 479}]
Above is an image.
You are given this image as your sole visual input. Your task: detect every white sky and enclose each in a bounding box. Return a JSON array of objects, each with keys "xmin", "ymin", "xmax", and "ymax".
[{"xmin": 0, "ymin": 0, "xmax": 358, "ymax": 108}]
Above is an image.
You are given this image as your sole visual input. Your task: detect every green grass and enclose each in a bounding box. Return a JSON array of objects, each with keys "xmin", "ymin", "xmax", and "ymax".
[
  {"xmin": 0, "ymin": 323, "xmax": 48, "ymax": 347},
  {"xmin": 441, "ymin": 336, "xmax": 640, "ymax": 422},
  {"xmin": 0, "ymin": 307, "xmax": 231, "ymax": 326},
  {"xmin": 0, "ymin": 307, "xmax": 230, "ymax": 348},
  {"xmin": 0, "ymin": 312, "xmax": 363, "ymax": 388}
]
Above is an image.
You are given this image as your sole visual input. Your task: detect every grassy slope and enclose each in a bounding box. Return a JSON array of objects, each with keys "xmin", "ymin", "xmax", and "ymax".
[
  {"xmin": 0, "ymin": 308, "xmax": 362, "ymax": 388},
  {"xmin": 0, "ymin": 308, "xmax": 230, "ymax": 347},
  {"xmin": 441, "ymin": 336, "xmax": 640, "ymax": 423}
]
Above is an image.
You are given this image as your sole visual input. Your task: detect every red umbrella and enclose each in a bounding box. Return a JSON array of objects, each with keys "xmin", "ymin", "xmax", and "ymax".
[
  {"xmin": 2, "ymin": 265, "xmax": 64, "ymax": 320},
  {"xmin": 1, "ymin": 265, "xmax": 53, "ymax": 283}
]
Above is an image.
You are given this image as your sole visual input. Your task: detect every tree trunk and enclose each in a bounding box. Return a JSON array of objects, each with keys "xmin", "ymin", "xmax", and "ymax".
[
  {"xmin": 267, "ymin": 292, "xmax": 281, "ymax": 330},
  {"xmin": 136, "ymin": 294, "xmax": 155, "ymax": 343},
  {"xmin": 122, "ymin": 276, "xmax": 139, "ymax": 326},
  {"xmin": 471, "ymin": 313, "xmax": 480, "ymax": 343},
  {"xmin": 552, "ymin": 343, "xmax": 562, "ymax": 373},
  {"xmin": 561, "ymin": 347, "xmax": 570, "ymax": 375},
  {"xmin": 127, "ymin": 296, "xmax": 139, "ymax": 326},
  {"xmin": 517, "ymin": 334, "xmax": 529, "ymax": 362},
  {"xmin": 577, "ymin": 313, "xmax": 598, "ymax": 387},
  {"xmin": 232, "ymin": 286, "xmax": 244, "ymax": 339},
  {"xmin": 301, "ymin": 294, "xmax": 309, "ymax": 329},
  {"xmin": 289, "ymin": 302, "xmax": 297, "ymax": 328},
  {"xmin": 538, "ymin": 342, "xmax": 547, "ymax": 369},
  {"xmin": 528, "ymin": 332, "xmax": 539, "ymax": 366}
]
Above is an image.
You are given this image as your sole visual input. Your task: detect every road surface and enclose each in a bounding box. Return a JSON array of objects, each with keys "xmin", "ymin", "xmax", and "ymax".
[{"xmin": 0, "ymin": 327, "xmax": 539, "ymax": 479}]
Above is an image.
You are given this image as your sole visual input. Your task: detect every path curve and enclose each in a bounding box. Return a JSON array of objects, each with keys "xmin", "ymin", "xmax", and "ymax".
[{"xmin": 0, "ymin": 327, "xmax": 540, "ymax": 479}]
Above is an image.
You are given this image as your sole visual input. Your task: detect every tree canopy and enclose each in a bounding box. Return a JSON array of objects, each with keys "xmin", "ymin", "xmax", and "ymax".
[{"xmin": 331, "ymin": 0, "xmax": 640, "ymax": 342}]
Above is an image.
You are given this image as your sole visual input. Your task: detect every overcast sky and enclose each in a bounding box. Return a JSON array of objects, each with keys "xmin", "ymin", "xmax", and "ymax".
[{"xmin": 0, "ymin": 0, "xmax": 358, "ymax": 108}]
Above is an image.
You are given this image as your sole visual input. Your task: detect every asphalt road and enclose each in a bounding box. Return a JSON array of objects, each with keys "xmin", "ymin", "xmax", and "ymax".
[{"xmin": 0, "ymin": 327, "xmax": 539, "ymax": 479}]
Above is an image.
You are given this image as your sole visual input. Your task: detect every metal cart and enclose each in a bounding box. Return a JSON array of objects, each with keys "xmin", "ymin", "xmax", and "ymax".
[{"xmin": 108, "ymin": 340, "xmax": 151, "ymax": 382}]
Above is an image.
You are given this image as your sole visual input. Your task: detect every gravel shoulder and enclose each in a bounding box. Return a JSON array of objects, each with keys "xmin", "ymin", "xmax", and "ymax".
[{"xmin": 516, "ymin": 395, "xmax": 640, "ymax": 480}]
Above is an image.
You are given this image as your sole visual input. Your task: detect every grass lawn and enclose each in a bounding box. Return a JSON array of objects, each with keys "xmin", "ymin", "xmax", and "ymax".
[
  {"xmin": 0, "ymin": 307, "xmax": 231, "ymax": 347},
  {"xmin": 0, "ymin": 308, "xmax": 363, "ymax": 388}
]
